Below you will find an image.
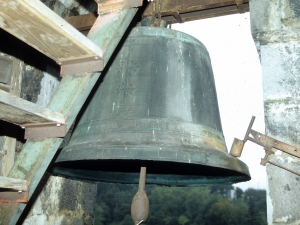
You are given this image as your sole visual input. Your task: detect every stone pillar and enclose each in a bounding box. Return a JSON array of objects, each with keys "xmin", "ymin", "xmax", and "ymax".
[{"xmin": 250, "ymin": 0, "xmax": 300, "ymax": 224}]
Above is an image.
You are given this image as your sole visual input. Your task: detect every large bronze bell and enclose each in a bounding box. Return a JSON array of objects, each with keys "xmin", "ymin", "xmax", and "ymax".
[{"xmin": 53, "ymin": 26, "xmax": 250, "ymax": 186}]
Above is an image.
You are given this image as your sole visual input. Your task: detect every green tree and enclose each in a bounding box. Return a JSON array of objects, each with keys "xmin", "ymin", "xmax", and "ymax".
[
  {"xmin": 204, "ymin": 199, "xmax": 235, "ymax": 225},
  {"xmin": 178, "ymin": 215, "xmax": 189, "ymax": 225},
  {"xmin": 184, "ymin": 187, "xmax": 213, "ymax": 225},
  {"xmin": 244, "ymin": 189, "xmax": 267, "ymax": 225},
  {"xmin": 235, "ymin": 187, "xmax": 244, "ymax": 199}
]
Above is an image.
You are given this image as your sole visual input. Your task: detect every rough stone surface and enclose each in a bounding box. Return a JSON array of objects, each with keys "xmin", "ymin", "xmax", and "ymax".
[
  {"xmin": 42, "ymin": 0, "xmax": 96, "ymax": 18},
  {"xmin": 23, "ymin": 175, "xmax": 97, "ymax": 225},
  {"xmin": 251, "ymin": 0, "xmax": 300, "ymax": 224}
]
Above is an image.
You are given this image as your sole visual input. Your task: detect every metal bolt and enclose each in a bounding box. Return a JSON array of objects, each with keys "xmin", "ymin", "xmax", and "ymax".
[
  {"xmin": 21, "ymin": 126, "xmax": 25, "ymax": 129},
  {"xmin": 56, "ymin": 124, "xmax": 61, "ymax": 127},
  {"xmin": 94, "ymin": 56, "xmax": 99, "ymax": 60},
  {"xmin": 57, "ymin": 62, "xmax": 62, "ymax": 65},
  {"xmin": 18, "ymin": 190, "xmax": 22, "ymax": 194}
]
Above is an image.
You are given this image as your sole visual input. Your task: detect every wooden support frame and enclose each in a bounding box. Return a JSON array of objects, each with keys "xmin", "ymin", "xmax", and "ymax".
[
  {"xmin": 0, "ymin": 54, "xmax": 23, "ymax": 177},
  {"xmin": 0, "ymin": 9, "xmax": 137, "ymax": 225},
  {"xmin": 65, "ymin": 0, "xmax": 249, "ymax": 34},
  {"xmin": 0, "ymin": 89, "xmax": 65, "ymax": 125},
  {"xmin": 0, "ymin": 0, "xmax": 104, "ymax": 75},
  {"xmin": 0, "ymin": 89, "xmax": 66, "ymax": 139},
  {"xmin": 0, "ymin": 176, "xmax": 28, "ymax": 192},
  {"xmin": 142, "ymin": 0, "xmax": 249, "ymax": 24}
]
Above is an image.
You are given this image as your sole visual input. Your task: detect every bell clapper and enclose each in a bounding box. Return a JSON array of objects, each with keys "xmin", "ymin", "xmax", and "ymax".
[{"xmin": 131, "ymin": 167, "xmax": 149, "ymax": 225}]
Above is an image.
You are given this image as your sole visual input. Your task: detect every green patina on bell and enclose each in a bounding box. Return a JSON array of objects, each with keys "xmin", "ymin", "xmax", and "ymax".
[{"xmin": 52, "ymin": 26, "xmax": 250, "ymax": 186}]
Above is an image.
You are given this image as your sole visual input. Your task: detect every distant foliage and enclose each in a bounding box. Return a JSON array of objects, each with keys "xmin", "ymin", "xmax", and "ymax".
[{"xmin": 94, "ymin": 184, "xmax": 267, "ymax": 225}]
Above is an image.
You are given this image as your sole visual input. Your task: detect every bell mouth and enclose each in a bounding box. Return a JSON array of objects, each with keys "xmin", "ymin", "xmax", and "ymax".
[
  {"xmin": 51, "ymin": 144, "xmax": 250, "ymax": 186},
  {"xmin": 51, "ymin": 159, "xmax": 250, "ymax": 186}
]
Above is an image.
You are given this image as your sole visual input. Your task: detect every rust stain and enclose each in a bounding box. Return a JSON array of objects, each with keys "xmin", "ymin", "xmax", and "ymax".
[{"xmin": 204, "ymin": 138, "xmax": 227, "ymax": 152}]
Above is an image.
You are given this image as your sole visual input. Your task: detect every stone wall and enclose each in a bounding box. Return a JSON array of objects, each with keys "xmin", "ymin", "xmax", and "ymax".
[{"xmin": 250, "ymin": 0, "xmax": 300, "ymax": 224}]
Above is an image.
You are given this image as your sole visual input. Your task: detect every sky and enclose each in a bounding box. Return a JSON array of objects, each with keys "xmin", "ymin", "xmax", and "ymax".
[{"xmin": 173, "ymin": 13, "xmax": 267, "ymax": 190}]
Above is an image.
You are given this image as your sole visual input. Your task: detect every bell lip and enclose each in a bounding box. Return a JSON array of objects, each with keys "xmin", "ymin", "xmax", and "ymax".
[
  {"xmin": 52, "ymin": 144, "xmax": 251, "ymax": 186},
  {"xmin": 50, "ymin": 165, "xmax": 250, "ymax": 187}
]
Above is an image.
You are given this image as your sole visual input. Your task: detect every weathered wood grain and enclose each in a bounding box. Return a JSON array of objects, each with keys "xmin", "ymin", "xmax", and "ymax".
[
  {"xmin": 0, "ymin": 0, "xmax": 103, "ymax": 63},
  {"xmin": 0, "ymin": 55, "xmax": 23, "ymax": 177},
  {"xmin": 142, "ymin": 0, "xmax": 249, "ymax": 23},
  {"xmin": 0, "ymin": 176, "xmax": 28, "ymax": 191},
  {"xmin": 95, "ymin": 0, "xmax": 142, "ymax": 14},
  {"xmin": 0, "ymin": 89, "xmax": 65, "ymax": 125},
  {"xmin": 65, "ymin": 13, "xmax": 98, "ymax": 32}
]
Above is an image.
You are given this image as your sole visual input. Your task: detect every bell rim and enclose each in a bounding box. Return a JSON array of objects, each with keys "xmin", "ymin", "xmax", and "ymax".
[{"xmin": 53, "ymin": 143, "xmax": 250, "ymax": 185}]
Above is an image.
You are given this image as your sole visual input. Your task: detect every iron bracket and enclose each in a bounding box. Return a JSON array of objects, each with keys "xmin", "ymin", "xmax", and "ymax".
[
  {"xmin": 95, "ymin": 0, "xmax": 143, "ymax": 15},
  {"xmin": 58, "ymin": 55, "xmax": 104, "ymax": 76},
  {"xmin": 0, "ymin": 190, "xmax": 28, "ymax": 203},
  {"xmin": 230, "ymin": 116, "xmax": 300, "ymax": 176},
  {"xmin": 21, "ymin": 122, "xmax": 66, "ymax": 140},
  {"xmin": 0, "ymin": 176, "xmax": 29, "ymax": 203}
]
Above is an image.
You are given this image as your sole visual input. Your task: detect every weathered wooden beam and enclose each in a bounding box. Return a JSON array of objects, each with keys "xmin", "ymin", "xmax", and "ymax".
[
  {"xmin": 0, "ymin": 176, "xmax": 28, "ymax": 191},
  {"xmin": 65, "ymin": 13, "xmax": 98, "ymax": 32},
  {"xmin": 0, "ymin": 89, "xmax": 65, "ymax": 125},
  {"xmin": 0, "ymin": 54, "xmax": 23, "ymax": 177},
  {"xmin": 0, "ymin": 0, "xmax": 104, "ymax": 74},
  {"xmin": 142, "ymin": 0, "xmax": 249, "ymax": 24},
  {"xmin": 65, "ymin": 0, "xmax": 249, "ymax": 32},
  {"xmin": 143, "ymin": 0, "xmax": 249, "ymax": 16},
  {"xmin": 95, "ymin": 0, "xmax": 143, "ymax": 14},
  {"xmin": 0, "ymin": 9, "xmax": 137, "ymax": 225},
  {"xmin": 166, "ymin": 3, "xmax": 249, "ymax": 24}
]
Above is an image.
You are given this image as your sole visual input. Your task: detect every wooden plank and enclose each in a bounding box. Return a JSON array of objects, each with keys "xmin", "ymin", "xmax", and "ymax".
[
  {"xmin": 0, "ymin": 176, "xmax": 28, "ymax": 191},
  {"xmin": 1, "ymin": 9, "xmax": 137, "ymax": 225},
  {"xmin": 0, "ymin": 89, "xmax": 65, "ymax": 125},
  {"xmin": 95, "ymin": 0, "xmax": 143, "ymax": 14},
  {"xmin": 0, "ymin": 0, "xmax": 103, "ymax": 64},
  {"xmin": 0, "ymin": 55, "xmax": 23, "ymax": 177},
  {"xmin": 65, "ymin": 13, "xmax": 98, "ymax": 32},
  {"xmin": 0, "ymin": 136, "xmax": 16, "ymax": 177}
]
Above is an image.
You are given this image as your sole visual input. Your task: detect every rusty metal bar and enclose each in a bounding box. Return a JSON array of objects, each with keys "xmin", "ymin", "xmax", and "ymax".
[
  {"xmin": 0, "ymin": 177, "xmax": 29, "ymax": 203},
  {"xmin": 0, "ymin": 191, "xmax": 28, "ymax": 203},
  {"xmin": 230, "ymin": 116, "xmax": 300, "ymax": 177},
  {"xmin": 58, "ymin": 55, "xmax": 104, "ymax": 76},
  {"xmin": 267, "ymin": 160, "xmax": 300, "ymax": 177},
  {"xmin": 22, "ymin": 123, "xmax": 66, "ymax": 140}
]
